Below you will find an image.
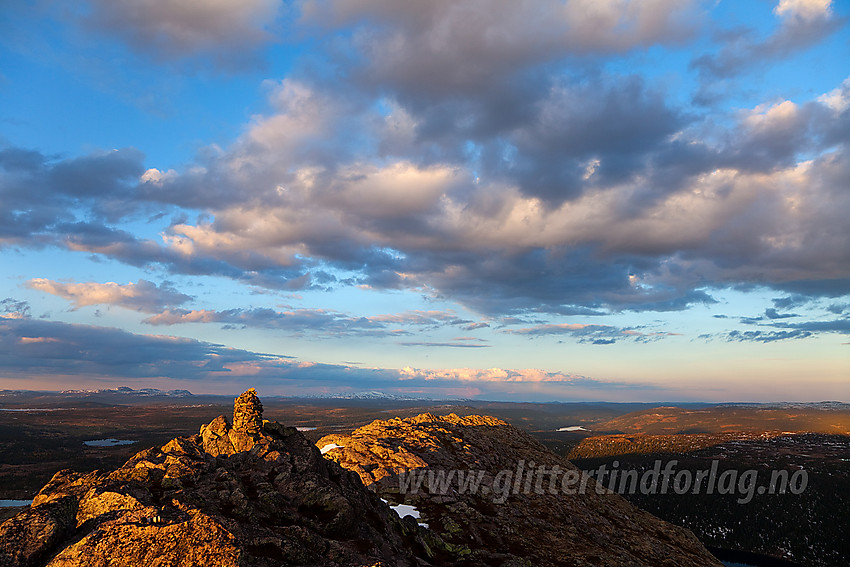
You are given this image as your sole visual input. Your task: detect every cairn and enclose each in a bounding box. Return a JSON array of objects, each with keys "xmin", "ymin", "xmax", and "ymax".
[{"xmin": 233, "ymin": 388, "xmax": 263, "ymax": 434}]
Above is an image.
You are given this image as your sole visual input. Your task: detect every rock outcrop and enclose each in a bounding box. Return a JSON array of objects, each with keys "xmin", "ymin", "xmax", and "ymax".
[
  {"xmin": 319, "ymin": 413, "xmax": 724, "ymax": 567},
  {"xmin": 0, "ymin": 391, "xmax": 427, "ymax": 567}
]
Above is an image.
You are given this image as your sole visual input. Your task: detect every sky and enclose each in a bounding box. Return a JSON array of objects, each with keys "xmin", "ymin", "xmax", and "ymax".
[{"xmin": 0, "ymin": 0, "xmax": 848, "ymax": 402}]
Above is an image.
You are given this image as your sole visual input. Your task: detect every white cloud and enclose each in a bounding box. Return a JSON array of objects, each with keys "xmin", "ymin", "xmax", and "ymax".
[
  {"xmin": 818, "ymin": 77, "xmax": 850, "ymax": 113},
  {"xmin": 140, "ymin": 168, "xmax": 178, "ymax": 185},
  {"xmin": 774, "ymin": 0, "xmax": 832, "ymax": 21}
]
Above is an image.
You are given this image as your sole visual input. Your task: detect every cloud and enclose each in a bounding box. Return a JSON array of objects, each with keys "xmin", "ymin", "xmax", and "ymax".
[
  {"xmin": 0, "ymin": 312, "xmax": 657, "ymax": 399},
  {"xmin": 826, "ymin": 302, "xmax": 849, "ymax": 315},
  {"xmin": 27, "ymin": 278, "xmax": 191, "ymax": 312},
  {"xmin": 398, "ymin": 366, "xmax": 574, "ymax": 382},
  {"xmin": 141, "ymin": 305, "xmax": 482, "ymax": 338},
  {"xmin": 302, "ymin": 0, "xmax": 700, "ymax": 97},
  {"xmin": 6, "ymin": 79, "xmax": 849, "ymax": 319},
  {"xmin": 0, "ymin": 147, "xmax": 146, "ymax": 244},
  {"xmin": 141, "ymin": 306, "xmax": 392, "ymax": 337},
  {"xmin": 774, "ymin": 0, "xmax": 833, "ymax": 21},
  {"xmin": 19, "ymin": 276, "xmax": 485, "ymax": 338},
  {"xmin": 707, "ymin": 309, "xmax": 850, "ymax": 343},
  {"xmin": 503, "ymin": 322, "xmax": 677, "ymax": 344},
  {"xmin": 84, "ymin": 0, "xmax": 282, "ymax": 68},
  {"xmin": 721, "ymin": 329, "xmax": 813, "ymax": 343},
  {"xmin": 0, "ymin": 299, "xmax": 31, "ymax": 320},
  {"xmin": 366, "ymin": 310, "xmax": 471, "ymax": 327},
  {"xmin": 3, "ymin": 4, "xmax": 850, "ymax": 328},
  {"xmin": 5, "ymin": 76, "xmax": 850, "ymax": 321},
  {"xmin": 0, "ymin": 313, "xmax": 287, "ymax": 380},
  {"xmin": 395, "ymin": 366, "xmax": 657, "ymax": 394},
  {"xmin": 505, "ymin": 323, "xmax": 617, "ymax": 336},
  {"xmin": 776, "ymin": 318, "xmax": 850, "ymax": 334},
  {"xmin": 764, "ymin": 308, "xmax": 798, "ymax": 320},
  {"xmin": 398, "ymin": 341, "xmax": 490, "ymax": 348}
]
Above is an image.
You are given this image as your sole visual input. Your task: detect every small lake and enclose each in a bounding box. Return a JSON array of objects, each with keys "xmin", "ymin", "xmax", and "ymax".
[
  {"xmin": 0, "ymin": 500, "xmax": 32, "ymax": 507},
  {"xmin": 83, "ymin": 439, "xmax": 137, "ymax": 447},
  {"xmin": 0, "ymin": 408, "xmax": 61, "ymax": 412}
]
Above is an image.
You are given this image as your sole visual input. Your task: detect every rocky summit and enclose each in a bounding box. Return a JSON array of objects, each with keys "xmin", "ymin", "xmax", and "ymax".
[
  {"xmin": 0, "ymin": 390, "xmax": 426, "ymax": 567},
  {"xmin": 0, "ymin": 392, "xmax": 722, "ymax": 567}
]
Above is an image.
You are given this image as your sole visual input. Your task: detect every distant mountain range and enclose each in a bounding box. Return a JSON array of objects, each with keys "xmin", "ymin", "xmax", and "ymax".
[
  {"xmin": 717, "ymin": 401, "xmax": 850, "ymax": 410},
  {"xmin": 310, "ymin": 390, "xmax": 435, "ymax": 401},
  {"xmin": 57, "ymin": 386, "xmax": 194, "ymax": 398}
]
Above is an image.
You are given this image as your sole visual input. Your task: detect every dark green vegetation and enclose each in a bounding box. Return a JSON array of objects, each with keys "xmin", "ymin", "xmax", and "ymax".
[{"xmin": 1, "ymin": 390, "xmax": 848, "ymax": 566}]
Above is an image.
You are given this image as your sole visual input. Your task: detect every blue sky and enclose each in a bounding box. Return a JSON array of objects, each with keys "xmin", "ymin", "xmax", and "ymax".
[{"xmin": 1, "ymin": 0, "xmax": 848, "ymax": 401}]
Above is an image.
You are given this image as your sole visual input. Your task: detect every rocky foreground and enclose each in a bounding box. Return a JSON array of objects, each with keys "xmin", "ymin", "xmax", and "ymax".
[
  {"xmin": 319, "ymin": 413, "xmax": 722, "ymax": 567},
  {"xmin": 0, "ymin": 390, "xmax": 721, "ymax": 566}
]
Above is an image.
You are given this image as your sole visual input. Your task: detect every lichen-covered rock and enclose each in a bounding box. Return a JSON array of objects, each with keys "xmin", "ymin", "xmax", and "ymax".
[
  {"xmin": 0, "ymin": 390, "xmax": 427, "ymax": 567},
  {"xmin": 44, "ymin": 508, "xmax": 242, "ymax": 567},
  {"xmin": 0, "ymin": 495, "xmax": 78, "ymax": 567}
]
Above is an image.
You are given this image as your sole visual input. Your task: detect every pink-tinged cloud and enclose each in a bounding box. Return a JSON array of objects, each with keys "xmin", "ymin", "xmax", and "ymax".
[
  {"xmin": 18, "ymin": 337, "xmax": 62, "ymax": 344},
  {"xmin": 27, "ymin": 278, "xmax": 190, "ymax": 312},
  {"xmin": 143, "ymin": 309, "xmax": 221, "ymax": 325}
]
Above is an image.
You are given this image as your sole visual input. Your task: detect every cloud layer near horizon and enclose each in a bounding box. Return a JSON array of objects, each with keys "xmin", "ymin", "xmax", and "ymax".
[{"xmin": 0, "ymin": 309, "xmax": 648, "ymax": 399}]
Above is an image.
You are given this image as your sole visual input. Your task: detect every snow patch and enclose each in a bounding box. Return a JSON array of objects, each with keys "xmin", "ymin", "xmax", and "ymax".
[
  {"xmin": 320, "ymin": 443, "xmax": 342, "ymax": 454},
  {"xmin": 381, "ymin": 498, "xmax": 428, "ymax": 528}
]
